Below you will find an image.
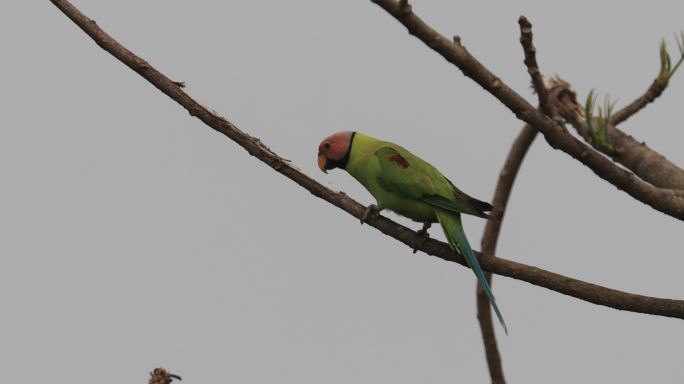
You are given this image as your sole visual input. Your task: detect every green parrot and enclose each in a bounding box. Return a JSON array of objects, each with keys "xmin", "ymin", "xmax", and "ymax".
[{"xmin": 317, "ymin": 131, "xmax": 507, "ymax": 333}]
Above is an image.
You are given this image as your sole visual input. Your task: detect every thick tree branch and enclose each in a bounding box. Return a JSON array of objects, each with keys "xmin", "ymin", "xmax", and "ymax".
[
  {"xmin": 369, "ymin": 0, "xmax": 684, "ymax": 220},
  {"xmin": 548, "ymin": 81, "xmax": 684, "ymax": 190},
  {"xmin": 50, "ymin": 0, "xmax": 684, "ymax": 319}
]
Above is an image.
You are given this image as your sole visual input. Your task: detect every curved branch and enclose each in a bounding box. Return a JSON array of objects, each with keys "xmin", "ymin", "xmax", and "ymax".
[
  {"xmin": 611, "ymin": 79, "xmax": 666, "ymax": 126},
  {"xmin": 611, "ymin": 36, "xmax": 684, "ymax": 126},
  {"xmin": 478, "ymin": 124, "xmax": 537, "ymax": 384},
  {"xmin": 49, "ymin": 0, "xmax": 684, "ymax": 319},
  {"xmin": 475, "ymin": 19, "xmax": 544, "ymax": 382},
  {"xmin": 369, "ymin": 0, "xmax": 684, "ymax": 220}
]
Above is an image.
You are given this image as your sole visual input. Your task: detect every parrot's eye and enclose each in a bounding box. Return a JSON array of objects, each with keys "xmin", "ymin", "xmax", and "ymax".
[{"xmin": 324, "ymin": 142, "xmax": 331, "ymax": 149}]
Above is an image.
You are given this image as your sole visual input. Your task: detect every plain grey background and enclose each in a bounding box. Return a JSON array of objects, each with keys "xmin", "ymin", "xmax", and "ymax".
[{"xmin": 2, "ymin": 1, "xmax": 683, "ymax": 383}]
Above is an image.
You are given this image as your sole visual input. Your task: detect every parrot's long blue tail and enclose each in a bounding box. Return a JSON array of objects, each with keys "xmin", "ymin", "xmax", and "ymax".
[{"xmin": 436, "ymin": 210, "xmax": 508, "ymax": 334}]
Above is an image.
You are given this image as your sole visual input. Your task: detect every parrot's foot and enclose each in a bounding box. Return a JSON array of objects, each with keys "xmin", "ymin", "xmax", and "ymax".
[
  {"xmin": 360, "ymin": 204, "xmax": 378, "ymax": 225},
  {"xmin": 412, "ymin": 222, "xmax": 431, "ymax": 254}
]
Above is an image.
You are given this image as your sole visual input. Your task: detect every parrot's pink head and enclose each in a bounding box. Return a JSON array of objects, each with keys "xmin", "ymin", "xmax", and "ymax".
[{"xmin": 317, "ymin": 131, "xmax": 355, "ymax": 173}]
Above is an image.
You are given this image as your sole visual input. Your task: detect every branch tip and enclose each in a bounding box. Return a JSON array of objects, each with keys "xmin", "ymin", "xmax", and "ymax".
[
  {"xmin": 517, "ymin": 15, "xmax": 549, "ymax": 113},
  {"xmin": 611, "ymin": 33, "xmax": 684, "ymax": 125}
]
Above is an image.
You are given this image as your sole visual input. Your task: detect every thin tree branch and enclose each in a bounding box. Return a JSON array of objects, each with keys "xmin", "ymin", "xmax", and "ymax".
[
  {"xmin": 478, "ymin": 124, "xmax": 537, "ymax": 384},
  {"xmin": 611, "ymin": 35, "xmax": 684, "ymax": 125},
  {"xmin": 49, "ymin": 0, "xmax": 684, "ymax": 319},
  {"xmin": 475, "ymin": 16, "xmax": 550, "ymax": 384},
  {"xmin": 369, "ymin": 0, "xmax": 684, "ymax": 220},
  {"xmin": 475, "ymin": 18, "xmax": 545, "ymax": 382},
  {"xmin": 517, "ymin": 16, "xmax": 548, "ymax": 112},
  {"xmin": 548, "ymin": 80, "xmax": 684, "ymax": 190},
  {"xmin": 610, "ymin": 79, "xmax": 666, "ymax": 126}
]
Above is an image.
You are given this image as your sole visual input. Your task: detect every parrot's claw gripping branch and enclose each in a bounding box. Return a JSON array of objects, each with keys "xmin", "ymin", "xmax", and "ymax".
[
  {"xmin": 360, "ymin": 204, "xmax": 379, "ymax": 225},
  {"xmin": 412, "ymin": 222, "xmax": 431, "ymax": 254}
]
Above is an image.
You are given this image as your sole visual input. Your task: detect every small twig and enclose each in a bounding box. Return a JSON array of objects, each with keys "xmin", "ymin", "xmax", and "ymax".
[
  {"xmin": 50, "ymin": 0, "xmax": 684, "ymax": 319},
  {"xmin": 518, "ymin": 16, "xmax": 549, "ymax": 113},
  {"xmin": 149, "ymin": 368, "xmax": 182, "ymax": 384},
  {"xmin": 369, "ymin": 0, "xmax": 684, "ymax": 220},
  {"xmin": 611, "ymin": 34, "xmax": 684, "ymax": 125},
  {"xmin": 610, "ymin": 79, "xmax": 665, "ymax": 125}
]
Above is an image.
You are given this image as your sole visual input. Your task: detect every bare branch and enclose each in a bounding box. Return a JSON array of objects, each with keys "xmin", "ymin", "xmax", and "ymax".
[
  {"xmin": 611, "ymin": 79, "xmax": 666, "ymax": 126},
  {"xmin": 49, "ymin": 0, "xmax": 684, "ymax": 319},
  {"xmin": 517, "ymin": 16, "xmax": 549, "ymax": 112},
  {"xmin": 478, "ymin": 124, "xmax": 537, "ymax": 384},
  {"xmin": 369, "ymin": 1, "xmax": 684, "ymax": 220},
  {"xmin": 474, "ymin": 19, "xmax": 545, "ymax": 382}
]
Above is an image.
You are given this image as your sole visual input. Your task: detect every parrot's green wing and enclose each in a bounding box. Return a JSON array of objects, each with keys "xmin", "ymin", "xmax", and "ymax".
[{"xmin": 374, "ymin": 146, "xmax": 492, "ymax": 218}]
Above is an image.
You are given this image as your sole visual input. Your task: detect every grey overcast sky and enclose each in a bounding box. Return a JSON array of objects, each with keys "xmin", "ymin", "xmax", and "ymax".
[{"xmin": 2, "ymin": 1, "xmax": 683, "ymax": 383}]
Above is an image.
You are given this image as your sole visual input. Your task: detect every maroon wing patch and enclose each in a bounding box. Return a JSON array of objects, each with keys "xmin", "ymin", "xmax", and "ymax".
[{"xmin": 388, "ymin": 154, "xmax": 410, "ymax": 168}]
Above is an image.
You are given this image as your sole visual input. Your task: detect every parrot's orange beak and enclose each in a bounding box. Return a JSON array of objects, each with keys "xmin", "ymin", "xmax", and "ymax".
[{"xmin": 317, "ymin": 154, "xmax": 328, "ymax": 173}]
